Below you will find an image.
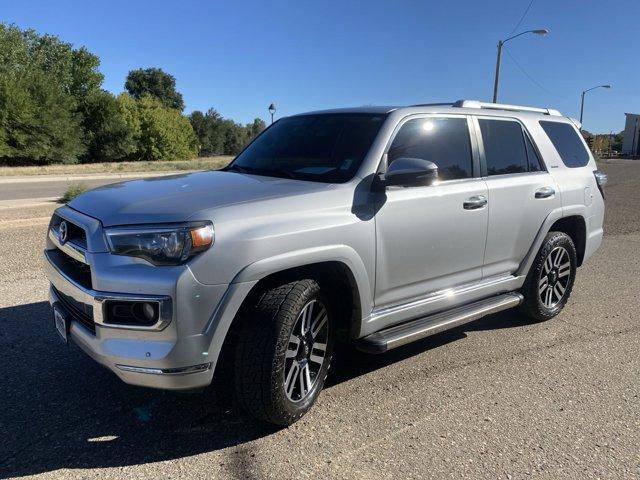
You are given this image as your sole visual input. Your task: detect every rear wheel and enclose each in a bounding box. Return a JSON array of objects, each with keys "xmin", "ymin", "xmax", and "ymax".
[
  {"xmin": 234, "ymin": 279, "xmax": 333, "ymax": 426},
  {"xmin": 520, "ymin": 231, "xmax": 577, "ymax": 321}
]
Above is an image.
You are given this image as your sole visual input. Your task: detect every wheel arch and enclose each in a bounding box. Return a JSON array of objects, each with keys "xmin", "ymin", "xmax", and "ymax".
[
  {"xmin": 547, "ymin": 215, "xmax": 587, "ymax": 266},
  {"xmin": 231, "ymin": 245, "xmax": 372, "ymax": 330},
  {"xmin": 236, "ymin": 260, "xmax": 364, "ymax": 340},
  {"xmin": 517, "ymin": 209, "xmax": 588, "ymax": 277}
]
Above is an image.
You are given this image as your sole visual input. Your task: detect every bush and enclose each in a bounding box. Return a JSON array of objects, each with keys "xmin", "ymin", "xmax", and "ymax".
[{"xmin": 60, "ymin": 183, "xmax": 88, "ymax": 203}]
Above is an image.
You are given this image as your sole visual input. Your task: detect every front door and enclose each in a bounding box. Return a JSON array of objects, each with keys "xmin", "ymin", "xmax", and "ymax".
[{"xmin": 374, "ymin": 115, "xmax": 488, "ymax": 309}]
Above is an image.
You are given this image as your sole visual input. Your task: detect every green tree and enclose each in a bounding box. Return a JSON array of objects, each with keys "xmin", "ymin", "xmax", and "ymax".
[
  {"xmin": 221, "ymin": 119, "xmax": 247, "ymax": 155},
  {"xmin": 189, "ymin": 112, "xmax": 267, "ymax": 156},
  {"xmin": 0, "ymin": 68, "xmax": 85, "ymax": 164},
  {"xmin": 118, "ymin": 94, "xmax": 197, "ymax": 161},
  {"xmin": 80, "ymin": 90, "xmax": 136, "ymax": 162},
  {"xmin": 0, "ymin": 25, "xmax": 103, "ymax": 102},
  {"xmin": 0, "ymin": 23, "xmax": 103, "ymax": 164},
  {"xmin": 189, "ymin": 108, "xmax": 225, "ymax": 155},
  {"xmin": 125, "ymin": 68, "xmax": 185, "ymax": 110},
  {"xmin": 246, "ymin": 118, "xmax": 266, "ymax": 141}
]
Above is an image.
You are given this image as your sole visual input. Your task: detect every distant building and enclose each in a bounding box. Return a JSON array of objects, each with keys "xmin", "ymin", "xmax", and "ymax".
[{"xmin": 622, "ymin": 113, "xmax": 640, "ymax": 156}]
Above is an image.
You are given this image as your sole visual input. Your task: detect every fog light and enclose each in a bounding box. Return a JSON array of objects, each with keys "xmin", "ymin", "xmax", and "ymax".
[
  {"xmin": 142, "ymin": 302, "xmax": 156, "ymax": 321},
  {"xmin": 105, "ymin": 300, "xmax": 159, "ymax": 326}
]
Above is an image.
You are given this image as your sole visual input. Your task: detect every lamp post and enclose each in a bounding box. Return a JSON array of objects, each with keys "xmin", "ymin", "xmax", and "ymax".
[
  {"xmin": 268, "ymin": 103, "xmax": 276, "ymax": 124},
  {"xmin": 579, "ymin": 85, "xmax": 611, "ymax": 126},
  {"xmin": 492, "ymin": 29, "xmax": 549, "ymax": 103}
]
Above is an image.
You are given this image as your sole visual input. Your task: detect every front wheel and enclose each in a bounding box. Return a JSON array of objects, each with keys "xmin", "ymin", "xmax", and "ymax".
[
  {"xmin": 234, "ymin": 279, "xmax": 333, "ymax": 426},
  {"xmin": 520, "ymin": 231, "xmax": 577, "ymax": 321}
]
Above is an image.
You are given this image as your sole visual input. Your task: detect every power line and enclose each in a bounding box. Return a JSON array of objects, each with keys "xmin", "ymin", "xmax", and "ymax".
[
  {"xmin": 503, "ymin": 48, "xmax": 556, "ymax": 97},
  {"xmin": 508, "ymin": 0, "xmax": 535, "ymax": 35}
]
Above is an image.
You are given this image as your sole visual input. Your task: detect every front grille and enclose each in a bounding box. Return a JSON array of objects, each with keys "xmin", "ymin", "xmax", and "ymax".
[
  {"xmin": 48, "ymin": 248, "xmax": 92, "ymax": 290},
  {"xmin": 52, "ymin": 214, "xmax": 87, "ymax": 249},
  {"xmin": 53, "ymin": 286, "xmax": 95, "ymax": 334}
]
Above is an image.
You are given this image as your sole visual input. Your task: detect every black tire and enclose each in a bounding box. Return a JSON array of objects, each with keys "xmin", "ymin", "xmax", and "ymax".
[
  {"xmin": 234, "ymin": 279, "xmax": 334, "ymax": 426},
  {"xmin": 520, "ymin": 231, "xmax": 577, "ymax": 321}
]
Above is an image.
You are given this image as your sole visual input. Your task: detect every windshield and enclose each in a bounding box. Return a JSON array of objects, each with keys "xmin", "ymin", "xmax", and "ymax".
[{"xmin": 228, "ymin": 113, "xmax": 386, "ymax": 183}]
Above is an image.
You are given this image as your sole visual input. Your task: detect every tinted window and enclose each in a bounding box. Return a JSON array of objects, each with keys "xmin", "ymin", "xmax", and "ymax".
[
  {"xmin": 539, "ymin": 121, "xmax": 590, "ymax": 168},
  {"xmin": 388, "ymin": 117, "xmax": 472, "ymax": 181},
  {"xmin": 231, "ymin": 113, "xmax": 385, "ymax": 183},
  {"xmin": 479, "ymin": 119, "xmax": 528, "ymax": 175},
  {"xmin": 524, "ymin": 133, "xmax": 544, "ymax": 172}
]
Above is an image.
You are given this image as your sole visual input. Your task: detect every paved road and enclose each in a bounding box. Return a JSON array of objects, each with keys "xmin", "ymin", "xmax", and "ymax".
[
  {"xmin": 0, "ymin": 162, "xmax": 638, "ymax": 479},
  {"xmin": 0, "ymin": 172, "xmax": 181, "ymax": 202}
]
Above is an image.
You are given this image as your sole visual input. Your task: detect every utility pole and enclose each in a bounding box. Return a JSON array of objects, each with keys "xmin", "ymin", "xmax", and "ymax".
[{"xmin": 492, "ymin": 41, "xmax": 503, "ymax": 104}]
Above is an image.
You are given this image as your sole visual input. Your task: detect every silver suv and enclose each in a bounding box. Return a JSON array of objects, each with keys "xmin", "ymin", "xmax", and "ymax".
[{"xmin": 45, "ymin": 100, "xmax": 606, "ymax": 425}]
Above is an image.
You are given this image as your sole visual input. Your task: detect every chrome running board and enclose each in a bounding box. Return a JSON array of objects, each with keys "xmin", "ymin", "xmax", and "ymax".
[{"xmin": 358, "ymin": 292, "xmax": 523, "ymax": 354}]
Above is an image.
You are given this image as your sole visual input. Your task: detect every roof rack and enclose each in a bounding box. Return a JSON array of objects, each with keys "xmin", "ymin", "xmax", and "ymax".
[
  {"xmin": 452, "ymin": 100, "xmax": 562, "ymax": 116},
  {"xmin": 410, "ymin": 102, "xmax": 455, "ymax": 107}
]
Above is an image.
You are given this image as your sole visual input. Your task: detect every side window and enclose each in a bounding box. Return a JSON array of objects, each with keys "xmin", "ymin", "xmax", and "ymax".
[
  {"xmin": 524, "ymin": 133, "xmax": 544, "ymax": 172},
  {"xmin": 478, "ymin": 119, "xmax": 528, "ymax": 175},
  {"xmin": 387, "ymin": 117, "xmax": 473, "ymax": 181},
  {"xmin": 539, "ymin": 121, "xmax": 590, "ymax": 168}
]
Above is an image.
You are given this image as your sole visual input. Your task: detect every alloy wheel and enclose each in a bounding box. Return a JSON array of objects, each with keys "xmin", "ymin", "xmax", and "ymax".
[
  {"xmin": 283, "ymin": 300, "xmax": 329, "ymax": 402},
  {"xmin": 538, "ymin": 246, "xmax": 571, "ymax": 309}
]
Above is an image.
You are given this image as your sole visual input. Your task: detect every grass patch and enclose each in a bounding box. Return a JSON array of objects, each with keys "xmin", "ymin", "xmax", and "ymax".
[
  {"xmin": 0, "ymin": 156, "xmax": 233, "ymax": 177},
  {"xmin": 60, "ymin": 183, "xmax": 88, "ymax": 203}
]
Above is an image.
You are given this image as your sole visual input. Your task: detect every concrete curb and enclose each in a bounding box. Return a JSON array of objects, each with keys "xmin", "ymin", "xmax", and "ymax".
[
  {"xmin": 0, "ymin": 170, "xmax": 192, "ymax": 184},
  {"xmin": 0, "ymin": 197, "xmax": 60, "ymax": 209}
]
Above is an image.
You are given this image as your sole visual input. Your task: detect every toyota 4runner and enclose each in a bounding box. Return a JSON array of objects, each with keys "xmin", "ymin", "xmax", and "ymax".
[{"xmin": 45, "ymin": 100, "xmax": 606, "ymax": 425}]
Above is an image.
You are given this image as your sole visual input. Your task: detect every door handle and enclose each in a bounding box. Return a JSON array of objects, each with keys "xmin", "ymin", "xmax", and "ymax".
[
  {"xmin": 463, "ymin": 195, "xmax": 487, "ymax": 210},
  {"xmin": 535, "ymin": 186, "xmax": 555, "ymax": 199}
]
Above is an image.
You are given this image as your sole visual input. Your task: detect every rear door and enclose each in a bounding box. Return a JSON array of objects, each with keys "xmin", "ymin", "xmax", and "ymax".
[{"xmin": 474, "ymin": 116, "xmax": 561, "ymax": 277}]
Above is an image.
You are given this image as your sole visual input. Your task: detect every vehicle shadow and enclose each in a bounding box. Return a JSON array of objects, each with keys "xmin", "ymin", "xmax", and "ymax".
[
  {"xmin": 0, "ymin": 300, "xmax": 527, "ymax": 478},
  {"xmin": 328, "ymin": 309, "xmax": 530, "ymax": 386}
]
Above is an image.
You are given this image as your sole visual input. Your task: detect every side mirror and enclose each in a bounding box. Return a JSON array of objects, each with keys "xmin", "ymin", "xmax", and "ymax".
[{"xmin": 382, "ymin": 157, "xmax": 438, "ymax": 187}]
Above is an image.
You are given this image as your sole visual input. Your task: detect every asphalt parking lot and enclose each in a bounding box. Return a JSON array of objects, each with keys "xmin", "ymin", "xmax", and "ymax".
[{"xmin": 0, "ymin": 161, "xmax": 638, "ymax": 479}]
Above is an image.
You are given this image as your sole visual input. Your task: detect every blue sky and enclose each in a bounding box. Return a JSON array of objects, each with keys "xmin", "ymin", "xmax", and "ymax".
[{"xmin": 2, "ymin": 0, "xmax": 638, "ymax": 133}]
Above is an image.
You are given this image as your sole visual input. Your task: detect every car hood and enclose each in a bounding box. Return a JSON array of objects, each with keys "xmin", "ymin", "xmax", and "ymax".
[{"xmin": 68, "ymin": 170, "xmax": 332, "ymax": 226}]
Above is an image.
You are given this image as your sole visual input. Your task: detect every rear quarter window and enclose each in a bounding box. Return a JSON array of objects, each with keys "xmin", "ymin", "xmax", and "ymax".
[{"xmin": 539, "ymin": 121, "xmax": 591, "ymax": 168}]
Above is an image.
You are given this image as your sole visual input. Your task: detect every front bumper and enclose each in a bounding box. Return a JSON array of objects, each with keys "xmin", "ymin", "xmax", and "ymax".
[{"xmin": 44, "ymin": 248, "xmax": 226, "ymax": 390}]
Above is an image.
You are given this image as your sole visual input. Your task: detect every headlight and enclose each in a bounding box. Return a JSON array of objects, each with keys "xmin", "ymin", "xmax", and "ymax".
[{"xmin": 104, "ymin": 222, "xmax": 214, "ymax": 265}]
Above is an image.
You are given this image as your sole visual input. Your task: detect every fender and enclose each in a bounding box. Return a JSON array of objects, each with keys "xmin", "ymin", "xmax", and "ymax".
[
  {"xmin": 516, "ymin": 205, "xmax": 588, "ymax": 277},
  {"xmin": 201, "ymin": 245, "xmax": 373, "ymax": 372},
  {"xmin": 232, "ymin": 244, "xmax": 373, "ymax": 317}
]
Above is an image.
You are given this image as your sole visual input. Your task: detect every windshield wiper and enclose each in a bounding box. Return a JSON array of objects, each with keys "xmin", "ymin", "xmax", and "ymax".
[
  {"xmin": 224, "ymin": 164, "xmax": 250, "ymax": 174},
  {"xmin": 270, "ymin": 168, "xmax": 297, "ymax": 179},
  {"xmin": 224, "ymin": 164, "xmax": 298, "ymax": 180}
]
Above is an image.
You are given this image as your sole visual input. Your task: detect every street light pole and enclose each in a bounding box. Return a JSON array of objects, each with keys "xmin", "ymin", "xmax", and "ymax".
[
  {"xmin": 492, "ymin": 29, "xmax": 548, "ymax": 103},
  {"xmin": 579, "ymin": 85, "xmax": 611, "ymax": 127},
  {"xmin": 268, "ymin": 103, "xmax": 276, "ymax": 124}
]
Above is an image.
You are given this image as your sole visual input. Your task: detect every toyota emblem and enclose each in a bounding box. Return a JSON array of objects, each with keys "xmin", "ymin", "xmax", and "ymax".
[{"xmin": 58, "ymin": 221, "xmax": 68, "ymax": 244}]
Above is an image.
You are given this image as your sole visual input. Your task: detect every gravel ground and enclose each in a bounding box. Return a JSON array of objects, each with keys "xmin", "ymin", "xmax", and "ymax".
[{"xmin": 0, "ymin": 162, "xmax": 638, "ymax": 479}]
